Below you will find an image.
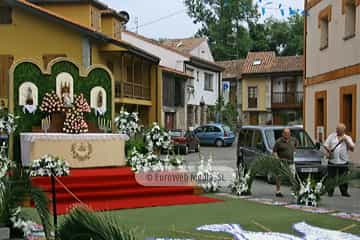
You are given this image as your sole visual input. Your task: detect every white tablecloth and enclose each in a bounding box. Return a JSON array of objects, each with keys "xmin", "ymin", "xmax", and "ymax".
[{"xmin": 21, "ymin": 133, "xmax": 129, "ymax": 168}]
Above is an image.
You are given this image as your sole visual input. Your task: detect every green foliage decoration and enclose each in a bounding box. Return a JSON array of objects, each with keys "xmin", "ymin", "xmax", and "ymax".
[{"xmin": 12, "ymin": 61, "xmax": 112, "ymax": 162}]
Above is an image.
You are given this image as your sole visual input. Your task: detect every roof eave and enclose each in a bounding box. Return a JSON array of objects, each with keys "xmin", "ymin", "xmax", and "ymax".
[{"xmin": 186, "ymin": 56, "xmax": 225, "ymax": 72}]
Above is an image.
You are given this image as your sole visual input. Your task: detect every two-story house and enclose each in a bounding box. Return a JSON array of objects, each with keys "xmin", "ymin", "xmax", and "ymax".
[
  {"xmin": 218, "ymin": 52, "xmax": 303, "ymax": 125},
  {"xmin": 0, "ymin": 0, "xmax": 162, "ymax": 125},
  {"xmin": 162, "ymin": 38, "xmax": 224, "ymax": 128},
  {"xmin": 122, "ymin": 31, "xmax": 192, "ymax": 130},
  {"xmin": 304, "ymin": 0, "xmax": 360, "ymax": 164}
]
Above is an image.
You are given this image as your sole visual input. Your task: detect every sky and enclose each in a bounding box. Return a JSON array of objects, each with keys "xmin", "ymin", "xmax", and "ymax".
[{"xmin": 101, "ymin": 0, "xmax": 304, "ymax": 40}]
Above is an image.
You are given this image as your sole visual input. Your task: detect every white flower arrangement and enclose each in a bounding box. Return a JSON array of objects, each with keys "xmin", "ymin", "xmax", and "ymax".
[
  {"xmin": 230, "ymin": 166, "xmax": 253, "ymax": 196},
  {"xmin": 292, "ymin": 174, "xmax": 325, "ymax": 207},
  {"xmin": 114, "ymin": 109, "xmax": 140, "ymax": 137},
  {"xmin": 128, "ymin": 147, "xmax": 184, "ymax": 173},
  {"xmin": 10, "ymin": 207, "xmax": 44, "ymax": 238},
  {"xmin": 196, "ymin": 155, "xmax": 221, "ymax": 192},
  {"xmin": 145, "ymin": 122, "xmax": 171, "ymax": 152},
  {"xmin": 30, "ymin": 154, "xmax": 70, "ymax": 177},
  {"xmin": 0, "ymin": 143, "xmax": 14, "ymax": 179},
  {"xmin": 0, "ymin": 112, "xmax": 17, "ymax": 134}
]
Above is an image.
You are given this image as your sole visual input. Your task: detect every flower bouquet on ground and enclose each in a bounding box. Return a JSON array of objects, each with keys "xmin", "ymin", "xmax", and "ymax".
[
  {"xmin": 196, "ymin": 155, "xmax": 221, "ymax": 193},
  {"xmin": 128, "ymin": 147, "xmax": 184, "ymax": 173},
  {"xmin": 114, "ymin": 108, "xmax": 140, "ymax": 137},
  {"xmin": 229, "ymin": 166, "xmax": 253, "ymax": 196},
  {"xmin": 145, "ymin": 122, "xmax": 171, "ymax": 153},
  {"xmin": 0, "ymin": 111, "xmax": 18, "ymax": 134},
  {"xmin": 30, "ymin": 154, "xmax": 70, "ymax": 177},
  {"xmin": 292, "ymin": 174, "xmax": 325, "ymax": 207}
]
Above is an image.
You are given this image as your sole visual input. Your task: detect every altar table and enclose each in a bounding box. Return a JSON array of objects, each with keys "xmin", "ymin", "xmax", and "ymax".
[{"xmin": 21, "ymin": 133, "xmax": 129, "ymax": 168}]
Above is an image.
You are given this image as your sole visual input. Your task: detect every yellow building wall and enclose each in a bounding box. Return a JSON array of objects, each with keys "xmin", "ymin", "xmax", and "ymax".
[
  {"xmin": 0, "ymin": 7, "xmax": 84, "ymax": 64},
  {"xmin": 242, "ymin": 77, "xmax": 267, "ymax": 111},
  {"xmin": 38, "ymin": 3, "xmax": 91, "ymax": 28}
]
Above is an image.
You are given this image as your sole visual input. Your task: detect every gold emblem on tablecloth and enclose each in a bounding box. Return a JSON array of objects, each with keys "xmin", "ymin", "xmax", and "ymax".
[{"xmin": 71, "ymin": 142, "xmax": 93, "ymax": 161}]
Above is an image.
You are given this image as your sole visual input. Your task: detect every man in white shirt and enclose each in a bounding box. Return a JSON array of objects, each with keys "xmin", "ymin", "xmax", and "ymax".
[{"xmin": 324, "ymin": 123, "xmax": 355, "ymax": 197}]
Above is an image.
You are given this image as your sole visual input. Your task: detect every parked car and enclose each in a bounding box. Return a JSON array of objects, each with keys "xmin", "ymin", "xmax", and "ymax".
[
  {"xmin": 194, "ymin": 124, "xmax": 235, "ymax": 147},
  {"xmin": 237, "ymin": 125, "xmax": 326, "ymax": 181},
  {"xmin": 169, "ymin": 129, "xmax": 200, "ymax": 154}
]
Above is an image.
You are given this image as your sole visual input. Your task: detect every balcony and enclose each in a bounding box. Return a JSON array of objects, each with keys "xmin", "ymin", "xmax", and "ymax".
[
  {"xmin": 115, "ymin": 81, "xmax": 151, "ymax": 100},
  {"xmin": 272, "ymin": 92, "xmax": 303, "ymax": 109}
]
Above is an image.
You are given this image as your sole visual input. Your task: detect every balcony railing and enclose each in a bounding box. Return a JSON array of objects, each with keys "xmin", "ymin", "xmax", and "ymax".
[
  {"xmin": 115, "ymin": 81, "xmax": 151, "ymax": 100},
  {"xmin": 272, "ymin": 92, "xmax": 303, "ymax": 107}
]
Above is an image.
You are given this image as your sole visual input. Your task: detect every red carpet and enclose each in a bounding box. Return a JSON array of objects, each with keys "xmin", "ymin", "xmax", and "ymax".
[{"xmin": 31, "ymin": 167, "xmax": 222, "ymax": 214}]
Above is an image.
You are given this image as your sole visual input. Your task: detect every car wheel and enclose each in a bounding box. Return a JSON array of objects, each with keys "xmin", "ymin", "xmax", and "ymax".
[{"xmin": 215, "ymin": 139, "xmax": 224, "ymax": 147}]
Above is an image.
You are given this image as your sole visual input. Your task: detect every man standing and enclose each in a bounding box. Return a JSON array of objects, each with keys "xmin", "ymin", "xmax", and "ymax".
[
  {"xmin": 324, "ymin": 123, "xmax": 355, "ymax": 197},
  {"xmin": 273, "ymin": 128, "xmax": 298, "ymax": 197}
]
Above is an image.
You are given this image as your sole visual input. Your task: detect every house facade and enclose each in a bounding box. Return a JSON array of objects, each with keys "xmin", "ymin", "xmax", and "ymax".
[
  {"xmin": 304, "ymin": 0, "xmax": 360, "ymax": 164},
  {"xmin": 162, "ymin": 38, "xmax": 224, "ymax": 128},
  {"xmin": 122, "ymin": 31, "xmax": 192, "ymax": 130},
  {"xmin": 0, "ymin": 0, "xmax": 162, "ymax": 126},
  {"xmin": 218, "ymin": 52, "xmax": 303, "ymax": 125}
]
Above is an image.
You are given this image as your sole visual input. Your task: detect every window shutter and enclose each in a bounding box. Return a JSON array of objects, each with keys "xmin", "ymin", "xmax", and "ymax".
[
  {"xmin": 0, "ymin": 55, "xmax": 14, "ymax": 98},
  {"xmin": 43, "ymin": 54, "xmax": 66, "ymax": 69}
]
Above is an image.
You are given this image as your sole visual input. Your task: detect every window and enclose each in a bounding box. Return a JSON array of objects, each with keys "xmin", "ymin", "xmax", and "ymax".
[
  {"xmin": 315, "ymin": 91, "xmax": 327, "ymax": 142},
  {"xmin": 90, "ymin": 7, "xmax": 101, "ymax": 31},
  {"xmin": 252, "ymin": 130, "xmax": 265, "ymax": 150},
  {"xmin": 206, "ymin": 126, "xmax": 221, "ymax": 133},
  {"xmin": 186, "ymin": 68, "xmax": 194, "ymax": 86},
  {"xmin": 253, "ymin": 59, "xmax": 262, "ymax": 66},
  {"xmin": 318, "ymin": 6, "xmax": 332, "ymax": 50},
  {"xmin": 248, "ymin": 87, "xmax": 258, "ymax": 108},
  {"xmin": 0, "ymin": 7, "xmax": 12, "ymax": 24},
  {"xmin": 340, "ymin": 85, "xmax": 357, "ymax": 140},
  {"xmin": 204, "ymin": 72, "xmax": 214, "ymax": 91},
  {"xmin": 343, "ymin": 0, "xmax": 357, "ymax": 39},
  {"xmin": 239, "ymin": 129, "xmax": 253, "ymax": 147}
]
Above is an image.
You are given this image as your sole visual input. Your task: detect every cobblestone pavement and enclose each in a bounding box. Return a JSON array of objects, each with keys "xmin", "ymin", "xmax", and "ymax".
[{"xmin": 183, "ymin": 142, "xmax": 360, "ymax": 214}]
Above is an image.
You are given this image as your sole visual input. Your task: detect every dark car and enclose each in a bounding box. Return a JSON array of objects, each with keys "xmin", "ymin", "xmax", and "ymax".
[
  {"xmin": 194, "ymin": 124, "xmax": 235, "ymax": 147},
  {"xmin": 237, "ymin": 126, "xmax": 327, "ymax": 181},
  {"xmin": 169, "ymin": 129, "xmax": 200, "ymax": 155}
]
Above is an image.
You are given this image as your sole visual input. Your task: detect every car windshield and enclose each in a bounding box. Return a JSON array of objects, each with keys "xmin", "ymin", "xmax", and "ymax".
[
  {"xmin": 265, "ymin": 128, "xmax": 315, "ymax": 149},
  {"xmin": 169, "ymin": 131, "xmax": 184, "ymax": 137}
]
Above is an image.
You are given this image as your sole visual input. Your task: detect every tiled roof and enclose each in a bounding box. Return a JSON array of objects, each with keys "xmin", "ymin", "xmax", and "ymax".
[
  {"xmin": 272, "ymin": 55, "xmax": 304, "ymax": 73},
  {"xmin": 161, "ymin": 38, "xmax": 207, "ymax": 54},
  {"xmin": 242, "ymin": 51, "xmax": 276, "ymax": 74},
  {"xmin": 123, "ymin": 30, "xmax": 190, "ymax": 57},
  {"xmin": 218, "ymin": 52, "xmax": 304, "ymax": 78},
  {"xmin": 217, "ymin": 59, "xmax": 245, "ymax": 79}
]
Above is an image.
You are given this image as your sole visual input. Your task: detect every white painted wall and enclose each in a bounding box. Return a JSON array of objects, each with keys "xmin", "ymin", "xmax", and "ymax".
[
  {"xmin": 122, "ymin": 32, "xmax": 189, "ymax": 71},
  {"xmin": 190, "ymin": 40, "xmax": 214, "ymax": 62},
  {"xmin": 306, "ymin": 0, "xmax": 360, "ymax": 78},
  {"xmin": 305, "ymin": 75, "xmax": 360, "ymax": 165},
  {"xmin": 185, "ymin": 64, "xmax": 220, "ymax": 106}
]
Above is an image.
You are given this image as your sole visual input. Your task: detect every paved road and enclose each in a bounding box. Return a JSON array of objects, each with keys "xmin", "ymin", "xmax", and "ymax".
[{"xmin": 183, "ymin": 142, "xmax": 360, "ymax": 214}]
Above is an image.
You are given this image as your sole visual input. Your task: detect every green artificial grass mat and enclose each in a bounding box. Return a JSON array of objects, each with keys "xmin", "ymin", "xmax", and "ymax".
[{"xmin": 23, "ymin": 195, "xmax": 360, "ymax": 239}]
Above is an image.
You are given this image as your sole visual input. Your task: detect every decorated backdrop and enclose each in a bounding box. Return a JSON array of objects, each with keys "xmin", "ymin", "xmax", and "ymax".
[{"xmin": 11, "ymin": 60, "xmax": 112, "ymax": 161}]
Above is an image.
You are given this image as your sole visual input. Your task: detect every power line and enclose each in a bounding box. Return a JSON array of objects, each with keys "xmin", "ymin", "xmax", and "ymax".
[{"xmin": 129, "ymin": 9, "xmax": 186, "ymax": 31}]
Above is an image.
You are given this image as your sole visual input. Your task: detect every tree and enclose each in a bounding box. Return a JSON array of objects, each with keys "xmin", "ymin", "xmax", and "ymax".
[
  {"xmin": 185, "ymin": 0, "xmax": 259, "ymax": 60},
  {"xmin": 249, "ymin": 14, "xmax": 304, "ymax": 56}
]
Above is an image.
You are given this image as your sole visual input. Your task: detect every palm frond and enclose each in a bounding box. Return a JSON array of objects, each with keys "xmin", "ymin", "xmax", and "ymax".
[{"xmin": 58, "ymin": 206, "xmax": 136, "ymax": 240}]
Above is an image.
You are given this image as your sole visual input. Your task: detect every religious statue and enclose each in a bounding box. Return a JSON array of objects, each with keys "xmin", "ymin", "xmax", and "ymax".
[
  {"xmin": 97, "ymin": 91, "xmax": 103, "ymax": 108},
  {"xmin": 61, "ymin": 82, "xmax": 72, "ymax": 107},
  {"xmin": 25, "ymin": 87, "xmax": 34, "ymax": 106}
]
